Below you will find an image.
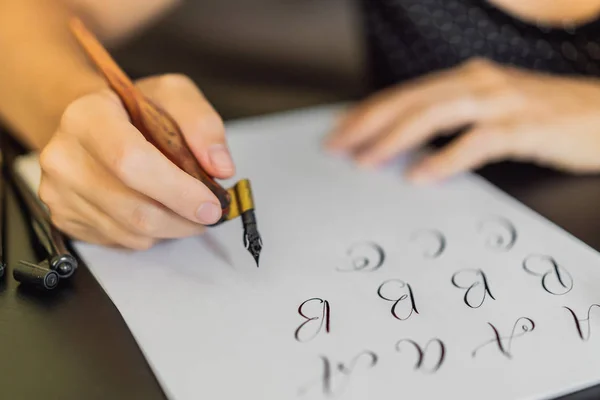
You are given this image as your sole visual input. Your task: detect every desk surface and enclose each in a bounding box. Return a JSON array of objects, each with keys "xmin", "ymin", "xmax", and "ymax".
[
  {"xmin": 1, "ymin": 158, "xmax": 600, "ymax": 400},
  {"xmin": 0, "ymin": 180, "xmax": 166, "ymax": 399}
]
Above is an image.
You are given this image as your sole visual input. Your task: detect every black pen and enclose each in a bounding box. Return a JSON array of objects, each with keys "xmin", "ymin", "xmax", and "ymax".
[{"xmin": 8, "ymin": 162, "xmax": 77, "ymax": 282}]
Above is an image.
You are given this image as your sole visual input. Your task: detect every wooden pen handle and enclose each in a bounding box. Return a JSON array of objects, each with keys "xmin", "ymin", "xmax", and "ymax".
[{"xmin": 68, "ymin": 17, "xmax": 231, "ymax": 214}]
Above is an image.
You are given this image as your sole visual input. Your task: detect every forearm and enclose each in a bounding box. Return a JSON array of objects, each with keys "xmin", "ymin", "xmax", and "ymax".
[{"xmin": 0, "ymin": 0, "xmax": 107, "ymax": 150}]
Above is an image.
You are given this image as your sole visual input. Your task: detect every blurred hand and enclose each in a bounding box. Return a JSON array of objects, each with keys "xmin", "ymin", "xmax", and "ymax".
[
  {"xmin": 326, "ymin": 58, "xmax": 600, "ymax": 183},
  {"xmin": 39, "ymin": 74, "xmax": 235, "ymax": 249}
]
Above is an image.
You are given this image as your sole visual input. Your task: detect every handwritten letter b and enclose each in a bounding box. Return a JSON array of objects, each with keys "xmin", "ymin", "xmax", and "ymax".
[
  {"xmin": 295, "ymin": 298, "xmax": 331, "ymax": 343},
  {"xmin": 377, "ymin": 279, "xmax": 419, "ymax": 321}
]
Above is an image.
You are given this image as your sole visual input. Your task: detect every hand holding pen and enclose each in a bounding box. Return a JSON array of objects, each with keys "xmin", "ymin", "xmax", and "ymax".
[
  {"xmin": 38, "ymin": 76, "xmax": 230, "ymax": 248},
  {"xmin": 36, "ymin": 20, "xmax": 260, "ymax": 257}
]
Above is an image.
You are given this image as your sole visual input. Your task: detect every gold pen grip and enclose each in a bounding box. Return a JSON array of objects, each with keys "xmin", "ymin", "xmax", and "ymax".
[{"xmin": 224, "ymin": 179, "xmax": 255, "ymax": 221}]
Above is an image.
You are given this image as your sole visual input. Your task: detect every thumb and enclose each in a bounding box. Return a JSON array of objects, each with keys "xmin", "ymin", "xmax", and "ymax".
[{"xmin": 136, "ymin": 74, "xmax": 235, "ymax": 179}]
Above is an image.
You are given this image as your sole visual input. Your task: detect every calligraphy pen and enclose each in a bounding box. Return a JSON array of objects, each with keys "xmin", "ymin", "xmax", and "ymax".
[{"xmin": 68, "ymin": 17, "xmax": 263, "ymax": 267}]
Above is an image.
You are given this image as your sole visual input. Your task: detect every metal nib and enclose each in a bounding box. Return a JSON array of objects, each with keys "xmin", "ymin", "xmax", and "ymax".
[
  {"xmin": 244, "ymin": 227, "xmax": 263, "ymax": 267},
  {"xmin": 251, "ymin": 249, "xmax": 261, "ymax": 267},
  {"xmin": 241, "ymin": 209, "xmax": 262, "ymax": 267}
]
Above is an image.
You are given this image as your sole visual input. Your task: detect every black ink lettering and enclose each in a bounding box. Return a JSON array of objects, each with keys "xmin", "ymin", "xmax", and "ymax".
[
  {"xmin": 298, "ymin": 351, "xmax": 378, "ymax": 397},
  {"xmin": 294, "ymin": 298, "xmax": 331, "ymax": 343},
  {"xmin": 377, "ymin": 279, "xmax": 419, "ymax": 321},
  {"xmin": 410, "ymin": 229, "xmax": 446, "ymax": 258},
  {"xmin": 472, "ymin": 317, "xmax": 535, "ymax": 359},
  {"xmin": 395, "ymin": 338, "xmax": 446, "ymax": 373},
  {"xmin": 478, "ymin": 216, "xmax": 517, "ymax": 251},
  {"xmin": 451, "ymin": 269, "xmax": 495, "ymax": 308},
  {"xmin": 338, "ymin": 242, "xmax": 385, "ymax": 272},
  {"xmin": 522, "ymin": 254, "xmax": 573, "ymax": 295},
  {"xmin": 563, "ymin": 304, "xmax": 600, "ymax": 341}
]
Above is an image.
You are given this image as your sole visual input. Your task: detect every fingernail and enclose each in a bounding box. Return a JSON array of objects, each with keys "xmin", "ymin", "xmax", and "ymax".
[
  {"xmin": 196, "ymin": 202, "xmax": 222, "ymax": 224},
  {"xmin": 325, "ymin": 142, "xmax": 343, "ymax": 155},
  {"xmin": 355, "ymin": 154, "xmax": 374, "ymax": 166},
  {"xmin": 324, "ymin": 127, "xmax": 349, "ymax": 150},
  {"xmin": 407, "ymin": 168, "xmax": 434, "ymax": 184},
  {"xmin": 323, "ymin": 133, "xmax": 340, "ymax": 147},
  {"xmin": 208, "ymin": 144, "xmax": 234, "ymax": 173}
]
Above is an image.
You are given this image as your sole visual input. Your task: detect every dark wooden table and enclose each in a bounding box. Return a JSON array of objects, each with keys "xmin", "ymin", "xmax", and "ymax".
[{"xmin": 1, "ymin": 148, "xmax": 600, "ymax": 399}]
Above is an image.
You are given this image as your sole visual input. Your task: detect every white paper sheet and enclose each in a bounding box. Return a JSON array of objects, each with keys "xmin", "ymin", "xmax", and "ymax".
[{"xmin": 15, "ymin": 104, "xmax": 600, "ymax": 400}]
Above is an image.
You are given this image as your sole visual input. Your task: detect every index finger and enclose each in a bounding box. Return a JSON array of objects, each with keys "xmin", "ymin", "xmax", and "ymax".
[
  {"xmin": 326, "ymin": 58, "xmax": 499, "ymax": 152},
  {"xmin": 328, "ymin": 69, "xmax": 466, "ymax": 145},
  {"xmin": 136, "ymin": 74, "xmax": 235, "ymax": 179},
  {"xmin": 406, "ymin": 125, "xmax": 510, "ymax": 183}
]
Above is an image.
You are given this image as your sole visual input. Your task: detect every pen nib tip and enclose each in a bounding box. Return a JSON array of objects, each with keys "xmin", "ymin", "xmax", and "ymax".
[
  {"xmin": 244, "ymin": 227, "xmax": 262, "ymax": 268},
  {"xmin": 253, "ymin": 254, "xmax": 260, "ymax": 268}
]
